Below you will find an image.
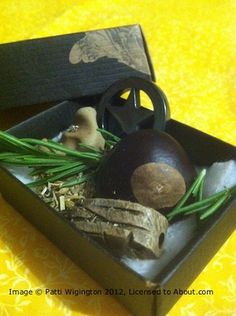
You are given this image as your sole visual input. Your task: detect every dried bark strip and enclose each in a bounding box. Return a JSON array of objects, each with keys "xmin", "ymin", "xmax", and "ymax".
[{"xmin": 70, "ymin": 198, "xmax": 168, "ymax": 259}]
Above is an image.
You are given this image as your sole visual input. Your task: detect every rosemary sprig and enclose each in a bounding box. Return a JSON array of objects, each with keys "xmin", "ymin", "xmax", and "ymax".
[
  {"xmin": 167, "ymin": 169, "xmax": 235, "ymax": 221},
  {"xmin": 97, "ymin": 128, "xmax": 121, "ymax": 143},
  {"xmin": 21, "ymin": 138, "xmax": 103, "ymax": 160},
  {"xmin": 27, "ymin": 164, "xmax": 94, "ymax": 187},
  {"xmin": 0, "ymin": 129, "xmax": 120, "ymax": 188},
  {"xmin": 61, "ymin": 171, "xmax": 96, "ymax": 188},
  {"xmin": 199, "ymin": 193, "xmax": 230, "ymax": 220},
  {"xmin": 172, "ymin": 169, "xmax": 206, "ymax": 213},
  {"xmin": 0, "ymin": 131, "xmax": 41, "ymax": 153}
]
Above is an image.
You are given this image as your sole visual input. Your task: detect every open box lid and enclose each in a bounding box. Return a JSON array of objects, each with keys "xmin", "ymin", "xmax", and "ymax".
[{"xmin": 0, "ymin": 24, "xmax": 155, "ymax": 109}]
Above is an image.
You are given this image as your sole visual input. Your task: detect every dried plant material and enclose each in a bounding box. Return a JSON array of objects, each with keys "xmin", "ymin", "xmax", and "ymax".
[
  {"xmin": 37, "ymin": 180, "xmax": 96, "ymax": 212},
  {"xmin": 66, "ymin": 198, "xmax": 168, "ymax": 259},
  {"xmin": 40, "ymin": 186, "xmax": 48, "ymax": 196},
  {"xmin": 59, "ymin": 196, "xmax": 65, "ymax": 211},
  {"xmin": 62, "ymin": 107, "xmax": 105, "ymax": 150}
]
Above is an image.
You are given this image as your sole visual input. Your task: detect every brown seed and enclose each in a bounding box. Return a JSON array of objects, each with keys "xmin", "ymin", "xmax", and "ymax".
[{"xmin": 130, "ymin": 162, "xmax": 186, "ymax": 210}]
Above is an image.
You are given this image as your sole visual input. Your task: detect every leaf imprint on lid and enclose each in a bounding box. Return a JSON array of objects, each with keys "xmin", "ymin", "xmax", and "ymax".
[{"xmin": 68, "ymin": 27, "xmax": 150, "ymax": 73}]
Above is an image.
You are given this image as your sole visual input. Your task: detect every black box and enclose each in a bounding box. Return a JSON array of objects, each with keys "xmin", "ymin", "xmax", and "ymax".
[
  {"xmin": 0, "ymin": 25, "xmax": 235, "ymax": 316},
  {"xmin": 0, "ymin": 100, "xmax": 235, "ymax": 316},
  {"xmin": 0, "ymin": 25, "xmax": 154, "ymax": 109}
]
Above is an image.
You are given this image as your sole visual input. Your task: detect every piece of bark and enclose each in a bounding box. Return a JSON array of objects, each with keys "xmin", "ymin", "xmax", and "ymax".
[{"xmin": 66, "ymin": 198, "xmax": 168, "ymax": 259}]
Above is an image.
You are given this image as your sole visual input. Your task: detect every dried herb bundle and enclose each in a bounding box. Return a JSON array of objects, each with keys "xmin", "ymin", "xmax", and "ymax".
[{"xmin": 37, "ymin": 180, "xmax": 96, "ymax": 211}]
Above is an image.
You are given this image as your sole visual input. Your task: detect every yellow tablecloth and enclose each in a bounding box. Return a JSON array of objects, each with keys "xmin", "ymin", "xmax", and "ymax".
[{"xmin": 0, "ymin": 1, "xmax": 235, "ymax": 315}]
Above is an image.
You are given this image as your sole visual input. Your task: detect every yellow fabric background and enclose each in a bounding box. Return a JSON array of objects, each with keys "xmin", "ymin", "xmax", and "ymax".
[{"xmin": 0, "ymin": 1, "xmax": 235, "ymax": 315}]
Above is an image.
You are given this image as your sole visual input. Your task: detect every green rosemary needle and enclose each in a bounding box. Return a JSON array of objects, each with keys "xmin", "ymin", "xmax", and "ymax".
[
  {"xmin": 61, "ymin": 171, "xmax": 96, "ymax": 188},
  {"xmin": 167, "ymin": 189, "xmax": 229, "ymax": 220},
  {"xmin": 199, "ymin": 193, "xmax": 230, "ymax": 220},
  {"xmin": 167, "ymin": 169, "xmax": 207, "ymax": 219},
  {"xmin": 21, "ymin": 138, "xmax": 103, "ymax": 160},
  {"xmin": 97, "ymin": 128, "xmax": 121, "ymax": 142},
  {"xmin": 0, "ymin": 128, "xmax": 120, "ymax": 188},
  {"xmin": 166, "ymin": 167, "xmax": 234, "ymax": 222}
]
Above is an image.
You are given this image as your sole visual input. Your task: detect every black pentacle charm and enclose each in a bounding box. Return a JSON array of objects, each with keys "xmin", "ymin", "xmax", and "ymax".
[{"xmin": 97, "ymin": 77, "xmax": 170, "ymax": 135}]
